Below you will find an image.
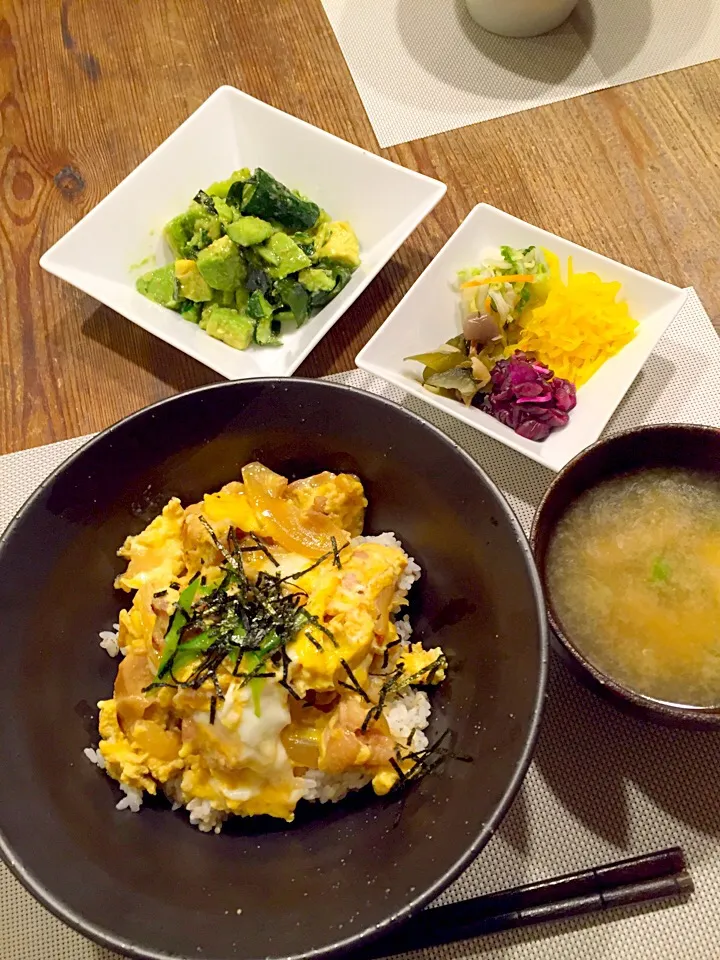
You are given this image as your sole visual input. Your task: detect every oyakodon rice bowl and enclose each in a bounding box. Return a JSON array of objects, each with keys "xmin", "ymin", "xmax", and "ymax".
[
  {"xmin": 85, "ymin": 461, "xmax": 449, "ymax": 832},
  {"xmin": 0, "ymin": 376, "xmax": 547, "ymax": 960}
]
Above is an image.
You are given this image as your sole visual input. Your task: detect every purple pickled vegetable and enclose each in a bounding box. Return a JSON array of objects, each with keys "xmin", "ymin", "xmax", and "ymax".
[{"xmin": 479, "ymin": 352, "xmax": 577, "ymax": 442}]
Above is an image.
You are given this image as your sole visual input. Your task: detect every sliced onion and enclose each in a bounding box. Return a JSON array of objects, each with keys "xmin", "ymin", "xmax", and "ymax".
[{"xmin": 242, "ymin": 462, "xmax": 347, "ymax": 557}]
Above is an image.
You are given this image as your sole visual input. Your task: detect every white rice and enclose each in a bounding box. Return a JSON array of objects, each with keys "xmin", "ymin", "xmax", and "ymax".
[
  {"xmin": 385, "ymin": 689, "xmax": 431, "ymax": 753},
  {"xmin": 116, "ymin": 782, "xmax": 143, "ymax": 813},
  {"xmin": 98, "ymin": 622, "xmax": 122, "ymax": 657},
  {"xmin": 98, "ymin": 630, "xmax": 119, "ymax": 657},
  {"xmin": 186, "ymin": 797, "xmax": 226, "ymax": 833},
  {"xmin": 395, "ymin": 614, "xmax": 413, "ymax": 646},
  {"xmin": 83, "ymin": 746, "xmax": 106, "ymax": 770},
  {"xmin": 301, "ymin": 769, "xmax": 372, "ymax": 803}
]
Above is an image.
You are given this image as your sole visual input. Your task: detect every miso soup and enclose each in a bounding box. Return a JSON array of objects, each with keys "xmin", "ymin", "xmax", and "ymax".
[{"xmin": 546, "ymin": 467, "xmax": 720, "ymax": 707}]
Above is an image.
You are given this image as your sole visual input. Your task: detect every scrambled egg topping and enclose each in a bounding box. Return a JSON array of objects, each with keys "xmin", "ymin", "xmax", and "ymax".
[{"xmin": 95, "ymin": 464, "xmax": 446, "ymax": 828}]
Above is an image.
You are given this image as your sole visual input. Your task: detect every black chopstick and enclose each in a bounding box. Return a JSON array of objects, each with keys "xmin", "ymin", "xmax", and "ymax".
[{"xmin": 353, "ymin": 847, "xmax": 692, "ymax": 960}]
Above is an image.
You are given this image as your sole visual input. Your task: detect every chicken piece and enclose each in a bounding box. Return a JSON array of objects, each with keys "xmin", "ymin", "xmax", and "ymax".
[
  {"xmin": 150, "ymin": 592, "xmax": 173, "ymax": 654},
  {"xmin": 287, "ymin": 472, "xmax": 367, "ymax": 537},
  {"xmin": 113, "ymin": 653, "xmax": 155, "ymax": 729},
  {"xmin": 319, "ymin": 696, "xmax": 394, "ymax": 774}
]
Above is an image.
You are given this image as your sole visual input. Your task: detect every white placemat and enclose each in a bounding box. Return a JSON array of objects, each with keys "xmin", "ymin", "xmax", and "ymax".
[
  {"xmin": 320, "ymin": 0, "xmax": 720, "ymax": 147},
  {"xmin": 2, "ymin": 288, "xmax": 720, "ymax": 960}
]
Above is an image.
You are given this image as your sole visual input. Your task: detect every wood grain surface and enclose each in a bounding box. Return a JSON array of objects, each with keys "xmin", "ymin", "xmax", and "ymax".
[{"xmin": 0, "ymin": 1, "xmax": 718, "ymax": 454}]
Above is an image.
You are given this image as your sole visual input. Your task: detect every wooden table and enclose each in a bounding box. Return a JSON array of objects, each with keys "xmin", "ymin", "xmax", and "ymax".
[{"xmin": 2, "ymin": 1, "xmax": 718, "ymax": 455}]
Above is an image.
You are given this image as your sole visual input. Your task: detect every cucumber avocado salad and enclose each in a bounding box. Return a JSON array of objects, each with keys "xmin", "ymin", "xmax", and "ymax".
[{"xmin": 136, "ymin": 167, "xmax": 360, "ymax": 350}]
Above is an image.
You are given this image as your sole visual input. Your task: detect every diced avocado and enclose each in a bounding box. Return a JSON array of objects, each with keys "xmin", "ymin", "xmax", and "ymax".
[
  {"xmin": 213, "ymin": 197, "xmax": 235, "ymax": 226},
  {"xmin": 237, "ymin": 168, "xmax": 320, "ymax": 232},
  {"xmin": 314, "ymin": 221, "xmax": 360, "ymax": 268},
  {"xmin": 247, "ymin": 290, "xmax": 274, "ymax": 322},
  {"xmin": 174, "ymin": 259, "xmax": 212, "ymax": 302},
  {"xmin": 235, "ymin": 286, "xmax": 249, "ymax": 312},
  {"xmin": 136, "ymin": 264, "xmax": 181, "ymax": 309},
  {"xmin": 274, "ymin": 278, "xmax": 309, "ymax": 327},
  {"xmin": 255, "ymin": 314, "xmax": 282, "ymax": 346},
  {"xmin": 206, "ymin": 168, "xmax": 252, "ymax": 199},
  {"xmin": 197, "ymin": 236, "xmax": 244, "ymax": 291},
  {"xmin": 179, "ymin": 301, "xmax": 201, "ymax": 324},
  {"xmin": 298, "ymin": 267, "xmax": 335, "ymax": 294},
  {"xmin": 187, "ymin": 213, "xmax": 222, "ymax": 255},
  {"xmin": 164, "ymin": 212, "xmax": 194, "ymax": 258},
  {"xmin": 213, "ymin": 288, "xmax": 236, "ymax": 308},
  {"xmin": 202, "ymin": 304, "xmax": 254, "ymax": 350},
  {"xmin": 257, "ymin": 232, "xmax": 312, "ymax": 279},
  {"xmin": 163, "ymin": 202, "xmax": 223, "ymax": 258},
  {"xmin": 226, "ymin": 216, "xmax": 274, "ymax": 247}
]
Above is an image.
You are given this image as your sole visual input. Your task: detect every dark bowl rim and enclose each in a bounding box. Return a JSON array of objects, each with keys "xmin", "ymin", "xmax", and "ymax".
[
  {"xmin": 0, "ymin": 377, "xmax": 549, "ymax": 960},
  {"xmin": 530, "ymin": 422, "xmax": 720, "ymax": 727}
]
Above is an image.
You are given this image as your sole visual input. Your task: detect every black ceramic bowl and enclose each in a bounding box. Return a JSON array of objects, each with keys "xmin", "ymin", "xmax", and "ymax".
[
  {"xmin": 0, "ymin": 379, "xmax": 547, "ymax": 960},
  {"xmin": 532, "ymin": 423, "xmax": 720, "ymax": 729}
]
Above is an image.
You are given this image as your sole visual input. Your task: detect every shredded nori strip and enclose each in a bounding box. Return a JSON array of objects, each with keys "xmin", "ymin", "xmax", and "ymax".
[
  {"xmin": 194, "ymin": 189, "xmax": 217, "ymax": 214},
  {"xmin": 425, "ymin": 660, "xmax": 443, "ymax": 686},
  {"xmin": 209, "ymin": 695, "xmax": 217, "ymax": 725},
  {"xmin": 361, "ymin": 662, "xmax": 404, "ymax": 732},
  {"xmin": 242, "ymin": 532, "xmax": 280, "ymax": 568},
  {"xmin": 331, "ymin": 536, "xmax": 342, "ymax": 570},
  {"xmin": 339, "ymin": 658, "xmax": 370, "ymax": 703},
  {"xmin": 198, "ymin": 516, "xmax": 241, "ymax": 572},
  {"xmin": 304, "ymin": 630, "xmax": 323, "ymax": 651},
  {"xmin": 278, "ymin": 646, "xmax": 301, "ymax": 700},
  {"xmin": 361, "ymin": 653, "xmax": 448, "ymax": 733},
  {"xmin": 389, "ymin": 730, "xmax": 473, "ymax": 795},
  {"xmin": 382, "ymin": 639, "xmax": 401, "ymax": 670},
  {"xmin": 389, "ymin": 757, "xmax": 405, "ymax": 784},
  {"xmin": 300, "ymin": 611, "xmax": 338, "ymax": 647},
  {"xmin": 279, "ymin": 542, "xmax": 350, "ymax": 584},
  {"xmin": 153, "ymin": 589, "xmax": 168, "ymax": 598}
]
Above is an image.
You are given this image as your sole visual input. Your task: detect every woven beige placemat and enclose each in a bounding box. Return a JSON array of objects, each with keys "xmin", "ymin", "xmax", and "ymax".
[
  {"xmin": 320, "ymin": 0, "xmax": 720, "ymax": 147},
  {"xmin": 2, "ymin": 288, "xmax": 719, "ymax": 959}
]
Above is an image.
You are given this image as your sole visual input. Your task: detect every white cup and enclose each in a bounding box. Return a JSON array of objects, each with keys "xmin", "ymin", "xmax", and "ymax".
[{"xmin": 465, "ymin": 0, "xmax": 580, "ymax": 37}]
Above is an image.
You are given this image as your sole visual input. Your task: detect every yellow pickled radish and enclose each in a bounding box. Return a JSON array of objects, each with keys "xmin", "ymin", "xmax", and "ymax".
[{"xmin": 513, "ymin": 253, "xmax": 637, "ymax": 387}]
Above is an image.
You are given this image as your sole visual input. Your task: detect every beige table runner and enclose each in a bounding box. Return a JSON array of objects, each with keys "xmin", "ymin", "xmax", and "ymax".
[
  {"xmin": 2, "ymin": 289, "xmax": 720, "ymax": 959},
  {"xmin": 320, "ymin": 0, "xmax": 720, "ymax": 147}
]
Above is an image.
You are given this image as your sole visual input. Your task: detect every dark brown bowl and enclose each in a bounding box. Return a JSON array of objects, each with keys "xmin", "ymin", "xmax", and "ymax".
[
  {"xmin": 0, "ymin": 378, "xmax": 547, "ymax": 960},
  {"xmin": 531, "ymin": 423, "xmax": 720, "ymax": 729}
]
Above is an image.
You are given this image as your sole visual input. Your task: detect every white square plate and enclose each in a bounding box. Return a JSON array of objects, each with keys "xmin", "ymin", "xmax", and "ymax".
[
  {"xmin": 40, "ymin": 86, "xmax": 446, "ymax": 379},
  {"xmin": 356, "ymin": 204, "xmax": 688, "ymax": 472}
]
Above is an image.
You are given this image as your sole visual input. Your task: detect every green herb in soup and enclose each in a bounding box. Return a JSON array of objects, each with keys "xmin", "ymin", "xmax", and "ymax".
[
  {"xmin": 546, "ymin": 468, "xmax": 720, "ymax": 707},
  {"xmin": 136, "ymin": 168, "xmax": 360, "ymax": 351}
]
